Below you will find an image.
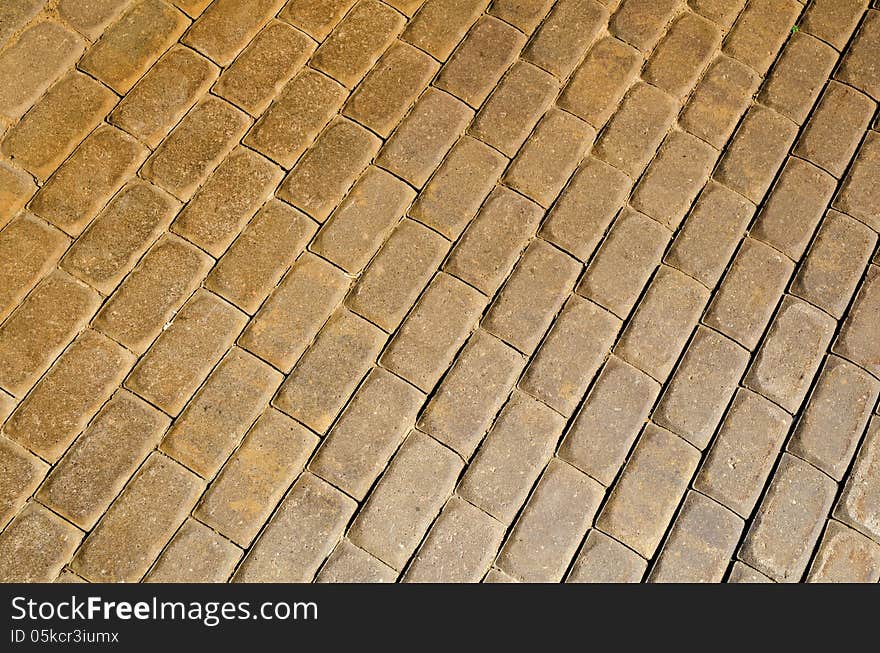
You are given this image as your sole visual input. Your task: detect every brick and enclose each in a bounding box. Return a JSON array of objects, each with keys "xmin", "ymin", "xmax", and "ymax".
[
  {"xmin": 4, "ymin": 330, "xmax": 134, "ymax": 462},
  {"xmin": 402, "ymin": 0, "xmax": 488, "ymax": 60},
  {"xmin": 835, "ymin": 417, "xmax": 880, "ymax": 542},
  {"xmin": 161, "ymin": 348, "xmax": 283, "ymax": 478},
  {"xmin": 664, "ymin": 181, "xmax": 755, "ymax": 288},
  {"xmin": 0, "ymin": 391, "xmax": 12, "ymax": 422},
  {"xmin": 504, "ymin": 109, "xmax": 595, "ymax": 207},
  {"xmin": 311, "ymin": 167, "xmax": 416, "ymax": 273},
  {"xmin": 679, "ymin": 55, "xmax": 761, "ymax": 149},
  {"xmin": 385, "ymin": 0, "xmax": 426, "ymax": 15},
  {"xmin": 309, "ymin": 368, "xmax": 425, "ymax": 499},
  {"xmin": 0, "ymin": 437, "xmax": 47, "ymax": 530},
  {"xmin": 443, "ymin": 187, "xmax": 543, "ymax": 296},
  {"xmin": 405, "ymin": 496, "xmax": 505, "ymax": 582},
  {"xmin": 349, "ymin": 432, "xmax": 463, "ymax": 569},
  {"xmin": 317, "ymin": 539, "xmax": 398, "ymax": 583},
  {"xmin": 214, "ymin": 20, "xmax": 315, "ymax": 116},
  {"xmin": 484, "ymin": 568, "xmax": 517, "ymax": 582},
  {"xmin": 274, "ymin": 309, "xmax": 385, "ymax": 433},
  {"xmin": 614, "ymin": 266, "xmax": 710, "ymax": 382},
  {"xmin": 687, "ymin": 0, "xmax": 746, "ymax": 28},
  {"xmin": 238, "ymin": 253, "xmax": 350, "ymax": 372},
  {"xmin": 377, "ymin": 88, "xmax": 474, "ymax": 188},
  {"xmin": 597, "ymin": 425, "xmax": 700, "ymax": 558},
  {"xmin": 278, "ymin": 117, "xmax": 381, "ymax": 222},
  {"xmin": 72, "ymin": 453, "xmax": 205, "ymax": 582},
  {"xmin": 234, "ymin": 473, "xmax": 356, "ymax": 582},
  {"xmin": 79, "ymin": 0, "xmax": 188, "ymax": 93},
  {"xmin": 381, "ymin": 272, "xmax": 485, "ymax": 391},
  {"xmin": 183, "ymin": 0, "xmax": 285, "ymax": 66},
  {"xmin": 834, "ymin": 266, "xmax": 880, "ymax": 378},
  {"xmin": 0, "ymin": 503, "xmax": 82, "ymax": 582},
  {"xmin": 654, "ymin": 327, "xmax": 750, "ymax": 450},
  {"xmin": 649, "ymin": 491, "xmax": 744, "ymax": 583},
  {"xmin": 758, "ymin": 33, "xmax": 838, "ymax": 124},
  {"xmin": 740, "ymin": 454, "xmax": 837, "ymax": 582},
  {"xmin": 142, "ymin": 96, "xmax": 251, "ymax": 201},
  {"xmin": 801, "ymin": 0, "xmax": 868, "ymax": 50},
  {"xmin": 57, "ymin": 0, "xmax": 128, "ymax": 39},
  {"xmin": 244, "ymin": 70, "xmax": 345, "ymax": 169},
  {"xmin": 109, "ymin": 46, "xmax": 219, "ymax": 148},
  {"xmin": 0, "ymin": 0, "xmax": 45, "ymax": 45},
  {"xmin": 409, "ymin": 136, "xmax": 507, "ymax": 239},
  {"xmin": 489, "ymin": 0, "xmax": 554, "ymax": 32},
  {"xmin": 558, "ymin": 356, "xmax": 661, "ymax": 486},
  {"xmin": 145, "ymin": 519, "xmax": 241, "ymax": 583},
  {"xmin": 608, "ymin": 0, "xmax": 680, "ymax": 52},
  {"xmin": 557, "ymin": 36, "xmax": 642, "ymax": 128},
  {"xmin": 744, "ymin": 296, "xmax": 836, "ymax": 413},
  {"xmin": 280, "ymin": 0, "xmax": 356, "ymax": 40},
  {"xmin": 727, "ymin": 561, "xmax": 774, "ymax": 583},
  {"xmin": 522, "ymin": 0, "xmax": 607, "ymax": 80},
  {"xmin": 593, "ymin": 82, "xmax": 678, "ymax": 179},
  {"xmin": 834, "ymin": 132, "xmax": 880, "ymax": 231},
  {"xmin": 1, "ymin": 72, "xmax": 116, "ymax": 181},
  {"xmin": 458, "ymin": 391, "xmax": 565, "ymax": 522},
  {"xmin": 714, "ymin": 105, "xmax": 799, "ymax": 204},
  {"xmin": 836, "ymin": 10, "xmax": 880, "ymax": 99},
  {"xmin": 788, "ymin": 357, "xmax": 879, "ymax": 480},
  {"xmin": 172, "ymin": 0, "xmax": 213, "ymax": 17},
  {"xmin": 644, "ymin": 13, "xmax": 722, "ymax": 99},
  {"xmin": 55, "ymin": 570, "xmax": 88, "ymax": 584},
  {"xmin": 348, "ymin": 219, "xmax": 449, "ymax": 332},
  {"xmin": 126, "ymin": 290, "xmax": 248, "ymax": 415},
  {"xmin": 792, "ymin": 211, "xmax": 876, "ymax": 318},
  {"xmin": 723, "ymin": 0, "xmax": 802, "ymax": 74},
  {"xmin": 807, "ymin": 520, "xmax": 880, "ymax": 583},
  {"xmin": 0, "ymin": 22, "xmax": 84, "ymax": 120},
  {"xmin": 469, "ymin": 62, "xmax": 559, "ymax": 157},
  {"xmin": 418, "ymin": 330, "xmax": 525, "ymax": 459},
  {"xmin": 0, "ymin": 161, "xmax": 35, "ymax": 227},
  {"xmin": 37, "ymin": 391, "xmax": 169, "ymax": 530},
  {"xmin": 567, "ymin": 530, "xmax": 647, "ymax": 583},
  {"xmin": 195, "ymin": 409, "xmax": 317, "ymax": 546},
  {"xmin": 539, "ymin": 156, "xmax": 632, "ymax": 262},
  {"xmin": 695, "ymin": 388, "xmax": 793, "ymax": 517}
]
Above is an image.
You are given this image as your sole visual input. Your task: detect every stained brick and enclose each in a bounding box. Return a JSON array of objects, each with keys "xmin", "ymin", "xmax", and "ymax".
[
  {"xmin": 317, "ymin": 539, "xmax": 398, "ymax": 583},
  {"xmin": 489, "ymin": 0, "xmax": 554, "ymax": 33},
  {"xmin": 835, "ymin": 417, "xmax": 880, "ymax": 542},
  {"xmin": 402, "ymin": 0, "xmax": 488, "ymax": 61},
  {"xmin": 522, "ymin": 0, "xmax": 607, "ymax": 80},
  {"xmin": 0, "ymin": 0, "xmax": 46, "ymax": 45},
  {"xmin": 836, "ymin": 9, "xmax": 880, "ymax": 100},
  {"xmin": 723, "ymin": 0, "xmax": 802, "ymax": 74},
  {"xmin": 57, "ymin": 0, "xmax": 128, "ymax": 39},
  {"xmin": 608, "ymin": 0, "xmax": 680, "ymax": 52},
  {"xmin": 834, "ymin": 265, "xmax": 880, "ymax": 378},
  {"xmin": 687, "ymin": 0, "xmax": 746, "ymax": 28},
  {"xmin": 280, "ymin": 0, "xmax": 356, "ymax": 40},
  {"xmin": 0, "ymin": 437, "xmax": 47, "ymax": 530},
  {"xmin": 145, "ymin": 519, "xmax": 242, "ymax": 583},
  {"xmin": 834, "ymin": 131, "xmax": 880, "ymax": 231},
  {"xmin": 807, "ymin": 520, "xmax": 880, "ymax": 583},
  {"xmin": 643, "ymin": 12, "xmax": 722, "ymax": 99},
  {"xmin": 183, "ymin": 0, "xmax": 286, "ymax": 66},
  {"xmin": 567, "ymin": 530, "xmax": 647, "ymax": 583},
  {"xmin": 801, "ymin": 0, "xmax": 868, "ymax": 50},
  {"xmin": 0, "ymin": 162, "xmax": 36, "ymax": 227},
  {"xmin": 0, "ymin": 503, "xmax": 82, "ymax": 583}
]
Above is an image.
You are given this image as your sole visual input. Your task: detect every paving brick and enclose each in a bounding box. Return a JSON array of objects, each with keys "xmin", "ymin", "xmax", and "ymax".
[
  {"xmin": 160, "ymin": 348, "xmax": 283, "ymax": 478},
  {"xmin": 0, "ymin": 0, "xmax": 45, "ymax": 45},
  {"xmin": 687, "ymin": 0, "xmax": 747, "ymax": 28},
  {"xmin": 679, "ymin": 55, "xmax": 761, "ymax": 149},
  {"xmin": 557, "ymin": 36, "xmax": 642, "ymax": 128},
  {"xmin": 173, "ymin": 148, "xmax": 282, "ymax": 257},
  {"xmin": 694, "ymin": 388, "xmax": 793, "ymax": 517},
  {"xmin": 277, "ymin": 117, "xmax": 381, "ymax": 222},
  {"xmin": 0, "ymin": 437, "xmax": 47, "ymax": 530},
  {"xmin": 0, "ymin": 503, "xmax": 82, "ymax": 582},
  {"xmin": 0, "ymin": 390, "xmax": 13, "ymax": 422},
  {"xmin": 654, "ymin": 327, "xmax": 750, "ymax": 450},
  {"xmin": 483, "ymin": 567, "xmax": 517, "ymax": 582},
  {"xmin": 238, "ymin": 253, "xmax": 350, "ymax": 371},
  {"xmin": 0, "ymin": 161, "xmax": 35, "ymax": 227},
  {"xmin": 54, "ymin": 570, "xmax": 88, "ymax": 584},
  {"xmin": 458, "ymin": 391, "xmax": 565, "ymax": 522},
  {"xmin": 723, "ymin": 0, "xmax": 802, "ymax": 74},
  {"xmin": 385, "ymin": 0, "xmax": 427, "ymax": 16},
  {"xmin": 182, "ymin": 0, "xmax": 285, "ymax": 66},
  {"xmin": 522, "ymin": 0, "xmax": 607, "ymax": 80},
  {"xmin": 214, "ymin": 20, "xmax": 315, "ymax": 117},
  {"xmin": 72, "ymin": 453, "xmax": 205, "ymax": 582},
  {"xmin": 409, "ymin": 136, "xmax": 507, "ymax": 239},
  {"xmin": 79, "ymin": 0, "xmax": 188, "ymax": 93},
  {"xmin": 834, "ymin": 265, "xmax": 880, "ymax": 378},
  {"xmin": 234, "ymin": 473, "xmax": 356, "ymax": 582},
  {"xmin": 835, "ymin": 417, "xmax": 880, "ymax": 543},
  {"xmin": 126, "ymin": 290, "xmax": 248, "ymax": 415},
  {"xmin": 644, "ymin": 12, "xmax": 722, "ymax": 99},
  {"xmin": 807, "ymin": 520, "xmax": 880, "ymax": 583},
  {"xmin": 171, "ymin": 0, "xmax": 213, "ymax": 17},
  {"xmin": 381, "ymin": 272, "xmax": 486, "ymax": 391},
  {"xmin": 317, "ymin": 539, "xmax": 398, "ymax": 583},
  {"xmin": 489, "ymin": 0, "xmax": 554, "ymax": 32},
  {"xmin": 405, "ymin": 496, "xmax": 505, "ymax": 582},
  {"xmin": 93, "ymin": 235, "xmax": 213, "ymax": 354},
  {"xmin": 37, "ymin": 391, "xmax": 169, "ymax": 530},
  {"xmin": 57, "ymin": 0, "xmax": 128, "ymax": 39},
  {"xmin": 402, "ymin": 0, "xmax": 488, "ymax": 60},
  {"xmin": 145, "ymin": 519, "xmax": 242, "ymax": 583},
  {"xmin": 309, "ymin": 368, "xmax": 425, "ymax": 499},
  {"xmin": 593, "ymin": 82, "xmax": 678, "ymax": 179},
  {"xmin": 649, "ymin": 491, "xmax": 744, "ymax": 583},
  {"xmin": 539, "ymin": 156, "xmax": 632, "ymax": 262},
  {"xmin": 608, "ymin": 0, "xmax": 680, "ymax": 52},
  {"xmin": 195, "ymin": 408, "xmax": 317, "ymax": 546},
  {"xmin": 727, "ymin": 561, "xmax": 774, "ymax": 582},
  {"xmin": 273, "ymin": 309, "xmax": 385, "ymax": 433},
  {"xmin": 597, "ymin": 425, "xmax": 701, "ymax": 558},
  {"xmin": 614, "ymin": 266, "xmax": 710, "ymax": 382},
  {"xmin": 279, "ymin": 0, "xmax": 356, "ymax": 40},
  {"xmin": 349, "ymin": 432, "xmax": 463, "ymax": 569},
  {"xmin": 310, "ymin": 167, "xmax": 415, "ymax": 274},
  {"xmin": 836, "ymin": 10, "xmax": 880, "ymax": 100},
  {"xmin": 348, "ymin": 219, "xmax": 449, "ymax": 332},
  {"xmin": 0, "ymin": 21, "xmax": 84, "ymax": 120},
  {"xmin": 758, "ymin": 33, "xmax": 838, "ymax": 124},
  {"xmin": 740, "ymin": 453, "xmax": 837, "ymax": 582},
  {"xmin": 800, "ymin": 0, "xmax": 867, "ymax": 50},
  {"xmin": 418, "ymin": 330, "xmax": 525, "ymax": 459},
  {"xmin": 834, "ymin": 131, "xmax": 880, "ymax": 231},
  {"xmin": 567, "ymin": 530, "xmax": 647, "ymax": 582},
  {"xmin": 244, "ymin": 69, "xmax": 345, "ymax": 169},
  {"xmin": 664, "ymin": 181, "xmax": 755, "ymax": 288}
]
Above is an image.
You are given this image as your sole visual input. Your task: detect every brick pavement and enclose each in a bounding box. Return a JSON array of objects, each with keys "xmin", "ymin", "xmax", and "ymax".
[{"xmin": 1, "ymin": 0, "xmax": 879, "ymax": 584}]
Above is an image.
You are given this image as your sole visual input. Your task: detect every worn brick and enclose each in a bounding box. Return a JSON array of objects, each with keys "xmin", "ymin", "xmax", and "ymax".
[
  {"xmin": 280, "ymin": 0, "xmax": 356, "ymax": 40},
  {"xmin": 807, "ymin": 520, "xmax": 880, "ymax": 583},
  {"xmin": 836, "ymin": 9, "xmax": 880, "ymax": 100},
  {"xmin": 0, "ymin": 391, "xmax": 13, "ymax": 422},
  {"xmin": 723, "ymin": 0, "xmax": 802, "ymax": 74},
  {"xmin": 835, "ymin": 417, "xmax": 880, "ymax": 542},
  {"xmin": 687, "ymin": 0, "xmax": 746, "ymax": 28},
  {"xmin": 0, "ymin": 161, "xmax": 35, "ymax": 227},
  {"xmin": 644, "ymin": 13, "xmax": 721, "ymax": 99},
  {"xmin": 402, "ymin": 0, "xmax": 488, "ymax": 60},
  {"xmin": 484, "ymin": 568, "xmax": 517, "ymax": 582},
  {"xmin": 182, "ymin": 0, "xmax": 285, "ymax": 66},
  {"xmin": 489, "ymin": 0, "xmax": 554, "ymax": 32},
  {"xmin": 567, "ymin": 530, "xmax": 647, "ymax": 583},
  {"xmin": 171, "ymin": 0, "xmax": 213, "ymax": 18},
  {"xmin": 522, "ymin": 0, "xmax": 606, "ymax": 80},
  {"xmin": 317, "ymin": 539, "xmax": 398, "ymax": 583},
  {"xmin": 57, "ymin": 0, "xmax": 128, "ymax": 39},
  {"xmin": 54, "ymin": 570, "xmax": 87, "ymax": 584},
  {"xmin": 0, "ymin": 0, "xmax": 46, "ymax": 45},
  {"xmin": 609, "ymin": 0, "xmax": 679, "ymax": 52},
  {"xmin": 834, "ymin": 131, "xmax": 880, "ymax": 231},
  {"xmin": 0, "ymin": 503, "xmax": 82, "ymax": 583},
  {"xmin": 801, "ymin": 0, "xmax": 867, "ymax": 50},
  {"xmin": 145, "ymin": 519, "xmax": 242, "ymax": 583},
  {"xmin": 834, "ymin": 266, "xmax": 880, "ymax": 378},
  {"xmin": 728, "ymin": 562, "xmax": 775, "ymax": 583},
  {"xmin": 385, "ymin": 0, "xmax": 426, "ymax": 15},
  {"xmin": 0, "ymin": 437, "xmax": 47, "ymax": 530}
]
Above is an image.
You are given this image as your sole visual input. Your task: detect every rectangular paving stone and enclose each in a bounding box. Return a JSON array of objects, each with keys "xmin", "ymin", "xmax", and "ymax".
[
  {"xmin": 72, "ymin": 453, "xmax": 204, "ymax": 582},
  {"xmin": 195, "ymin": 409, "xmax": 318, "ymax": 547},
  {"xmin": 274, "ymin": 308, "xmax": 385, "ymax": 433},
  {"xmin": 836, "ymin": 9, "xmax": 880, "ymax": 100},
  {"xmin": 608, "ymin": 0, "xmax": 680, "ymax": 52},
  {"xmin": 317, "ymin": 539, "xmax": 398, "ymax": 583},
  {"xmin": 807, "ymin": 520, "xmax": 880, "ymax": 583},
  {"xmin": 597, "ymin": 425, "xmax": 701, "ymax": 558},
  {"xmin": 402, "ymin": 0, "xmax": 488, "ymax": 61},
  {"xmin": 688, "ymin": 0, "xmax": 747, "ymax": 29},
  {"xmin": 145, "ymin": 519, "xmax": 242, "ymax": 583},
  {"xmin": 801, "ymin": 0, "xmax": 868, "ymax": 50},
  {"xmin": 521, "ymin": 0, "xmax": 607, "ymax": 80},
  {"xmin": 309, "ymin": 368, "xmax": 425, "ymax": 500},
  {"xmin": 834, "ymin": 131, "xmax": 880, "ymax": 231},
  {"xmin": 483, "ymin": 568, "xmax": 517, "ymax": 583},
  {"xmin": 833, "ymin": 265, "xmax": 880, "ymax": 378},
  {"xmin": 160, "ymin": 348, "xmax": 283, "ymax": 478},
  {"xmin": 381, "ymin": 272, "xmax": 486, "ymax": 391},
  {"xmin": 0, "ymin": 161, "xmax": 36, "ymax": 227},
  {"xmin": 723, "ymin": 0, "xmax": 802, "ymax": 74},
  {"xmin": 0, "ymin": 0, "xmax": 45, "ymax": 43},
  {"xmin": 489, "ymin": 0, "xmax": 554, "ymax": 32},
  {"xmin": 182, "ymin": 0, "xmax": 285, "ymax": 66},
  {"xmin": 740, "ymin": 453, "xmax": 837, "ymax": 582},
  {"xmin": 644, "ymin": 12, "xmax": 721, "ymax": 99},
  {"xmin": 279, "ymin": 0, "xmax": 356, "ymax": 40},
  {"xmin": 37, "ymin": 390, "xmax": 169, "ymax": 530},
  {"xmin": 694, "ymin": 388, "xmax": 793, "ymax": 517},
  {"xmin": 567, "ymin": 530, "xmax": 647, "ymax": 583},
  {"xmin": 126, "ymin": 290, "xmax": 248, "ymax": 416},
  {"xmin": 835, "ymin": 417, "xmax": 880, "ymax": 543},
  {"xmin": 57, "ymin": 0, "xmax": 128, "ymax": 39},
  {"xmin": 384, "ymin": 0, "xmax": 426, "ymax": 17},
  {"xmin": 0, "ymin": 437, "xmax": 47, "ymax": 530},
  {"xmin": 0, "ymin": 503, "xmax": 83, "ymax": 583},
  {"xmin": 171, "ymin": 0, "xmax": 213, "ymax": 18},
  {"xmin": 727, "ymin": 561, "xmax": 775, "ymax": 583}
]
